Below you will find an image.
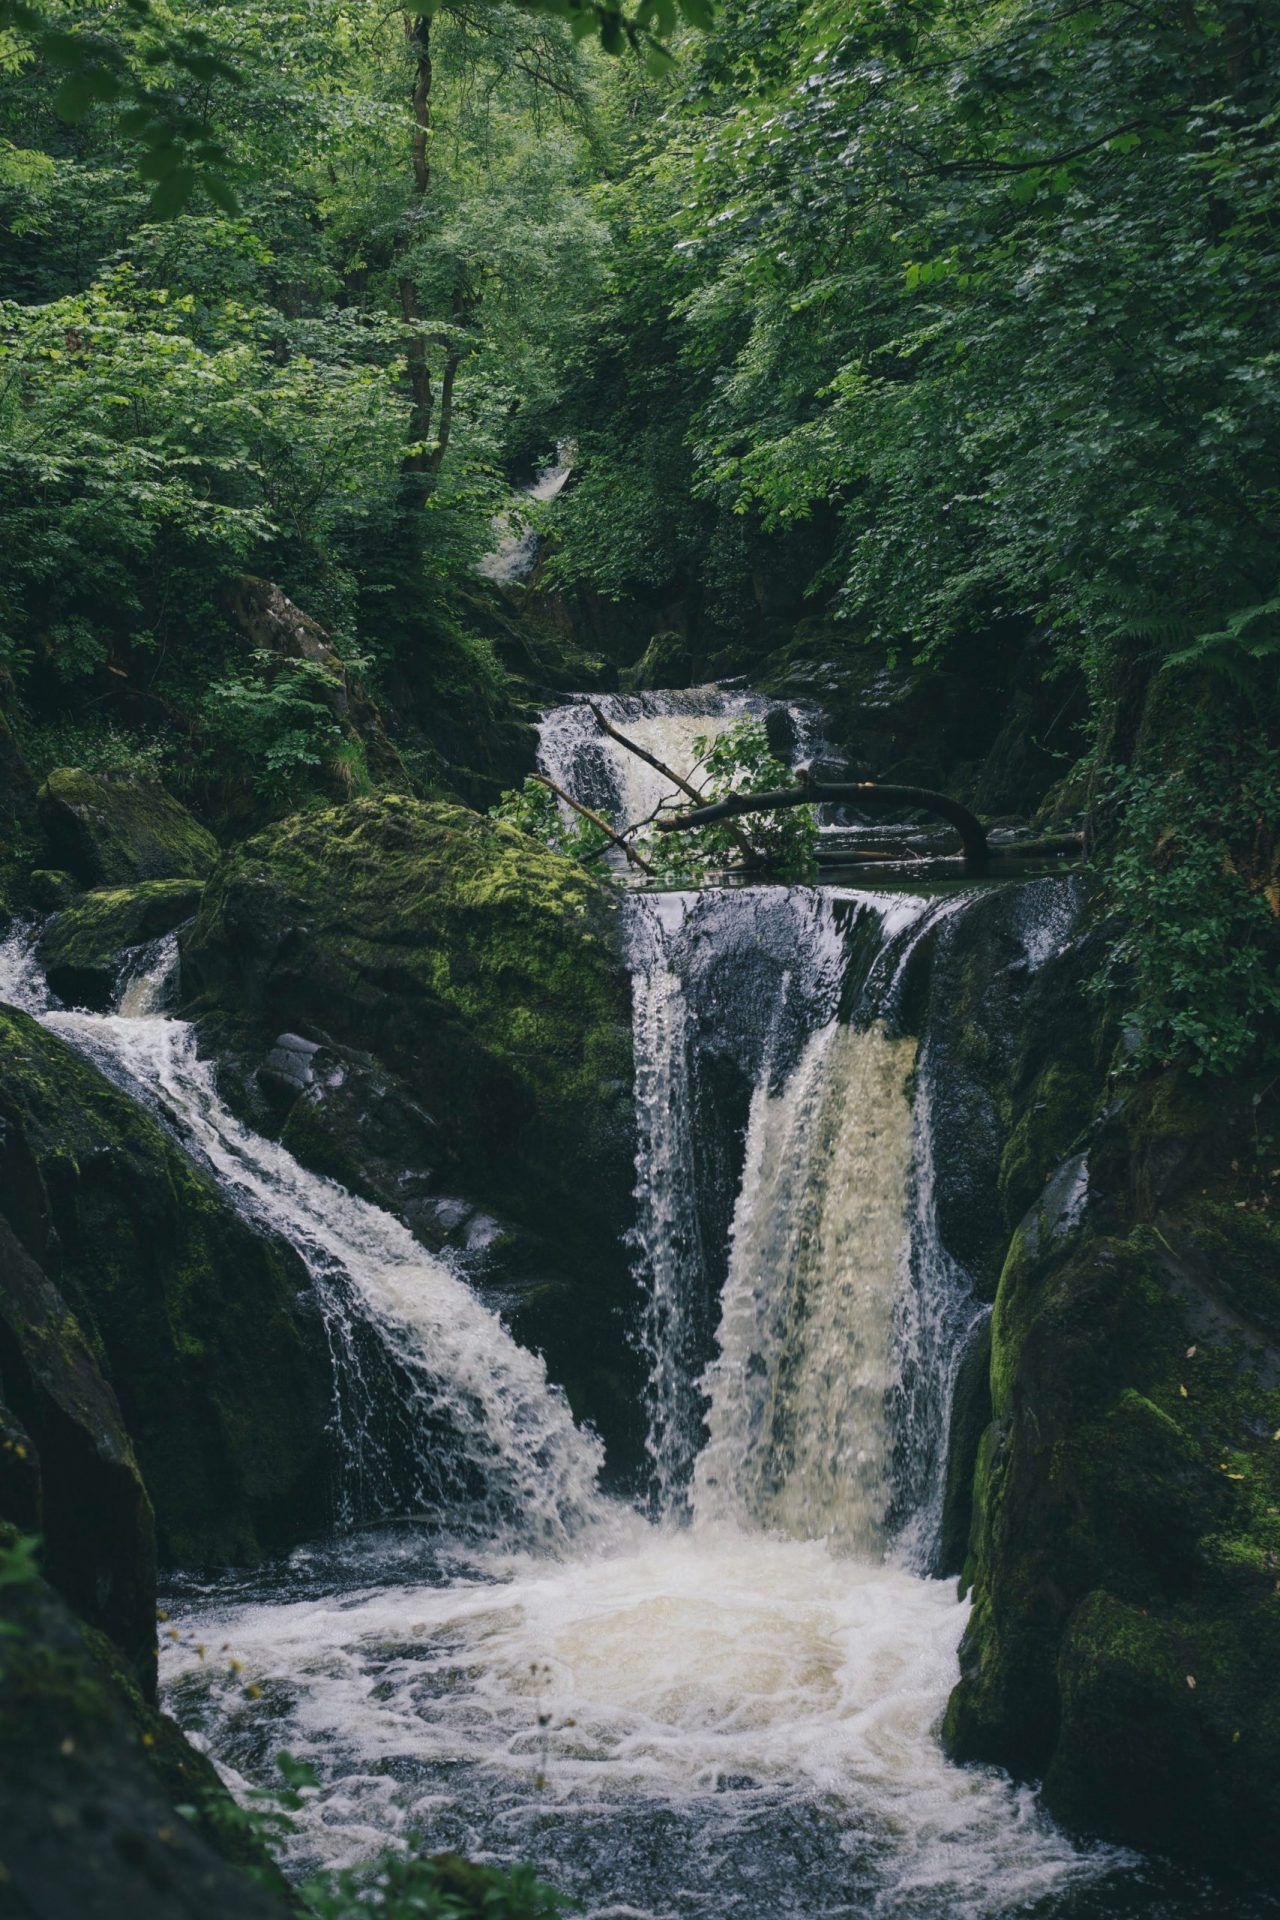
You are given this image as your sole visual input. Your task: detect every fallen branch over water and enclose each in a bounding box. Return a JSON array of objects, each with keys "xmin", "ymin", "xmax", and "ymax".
[
  {"xmin": 529, "ymin": 772, "xmax": 656, "ymax": 876},
  {"xmin": 653, "ymin": 777, "xmax": 1081, "ymax": 874},
  {"xmin": 587, "ymin": 703, "xmax": 762, "ymax": 867}
]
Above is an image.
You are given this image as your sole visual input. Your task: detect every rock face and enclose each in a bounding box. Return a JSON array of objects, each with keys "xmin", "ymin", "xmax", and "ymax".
[
  {"xmin": 0, "ymin": 1007, "xmax": 333, "ymax": 1566},
  {"xmin": 0, "ymin": 1568, "xmax": 291, "ymax": 1919},
  {"xmin": 38, "ymin": 768, "xmax": 218, "ymax": 888},
  {"xmin": 942, "ymin": 923, "xmax": 1280, "ymax": 1874},
  {"xmin": 0, "ymin": 1216, "xmax": 155, "ymax": 1692},
  {"xmin": 37, "ymin": 879, "xmax": 205, "ymax": 1010},
  {"xmin": 181, "ymin": 795, "xmax": 641, "ymax": 1468}
]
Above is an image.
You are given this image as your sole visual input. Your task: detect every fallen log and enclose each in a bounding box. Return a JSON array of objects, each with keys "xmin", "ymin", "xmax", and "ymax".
[{"xmin": 654, "ymin": 778, "xmax": 994, "ymax": 872}]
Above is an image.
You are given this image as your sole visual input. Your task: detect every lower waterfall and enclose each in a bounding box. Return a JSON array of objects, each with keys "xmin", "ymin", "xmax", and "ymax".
[{"xmin": 0, "ymin": 812, "xmax": 1168, "ymax": 1912}]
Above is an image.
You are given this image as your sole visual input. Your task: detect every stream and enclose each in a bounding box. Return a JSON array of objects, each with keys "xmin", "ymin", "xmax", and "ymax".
[{"xmin": 0, "ymin": 691, "xmax": 1261, "ymax": 1918}]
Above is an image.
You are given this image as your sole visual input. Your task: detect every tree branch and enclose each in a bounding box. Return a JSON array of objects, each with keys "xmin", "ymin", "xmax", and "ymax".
[
  {"xmin": 587, "ymin": 703, "xmax": 762, "ymax": 867},
  {"xmin": 529, "ymin": 773, "xmax": 655, "ymax": 876},
  {"xmin": 655, "ymin": 778, "xmax": 994, "ymax": 872}
]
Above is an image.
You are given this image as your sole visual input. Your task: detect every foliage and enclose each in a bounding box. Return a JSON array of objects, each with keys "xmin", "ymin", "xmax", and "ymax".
[
  {"xmin": 492, "ymin": 774, "xmax": 612, "ymax": 862},
  {"xmin": 639, "ymin": 717, "xmax": 816, "ymax": 878},
  {"xmin": 203, "ymin": 654, "xmax": 352, "ymax": 803},
  {"xmin": 303, "ymin": 1852, "xmax": 578, "ymax": 1920},
  {"xmin": 494, "ymin": 717, "xmax": 816, "ymax": 878},
  {"xmin": 1093, "ymin": 723, "xmax": 1280, "ymax": 1078},
  {"xmin": 22, "ymin": 717, "xmax": 170, "ymax": 783}
]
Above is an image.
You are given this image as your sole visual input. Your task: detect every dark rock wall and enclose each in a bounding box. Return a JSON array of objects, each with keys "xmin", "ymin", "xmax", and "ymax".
[
  {"xmin": 0, "ymin": 1008, "xmax": 334, "ymax": 1568},
  {"xmin": 935, "ymin": 891, "xmax": 1280, "ymax": 1876}
]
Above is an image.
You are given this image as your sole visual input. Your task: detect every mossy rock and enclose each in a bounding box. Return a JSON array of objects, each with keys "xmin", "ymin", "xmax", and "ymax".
[
  {"xmin": 0, "ymin": 1007, "xmax": 333, "ymax": 1565},
  {"xmin": 0, "ymin": 1565, "xmax": 291, "ymax": 1918},
  {"xmin": 38, "ymin": 767, "xmax": 217, "ymax": 888},
  {"xmin": 0, "ymin": 1217, "xmax": 155, "ymax": 1692},
  {"xmin": 1049, "ymin": 1589, "xmax": 1280, "ymax": 1869},
  {"xmin": 947, "ymin": 1095, "xmax": 1280, "ymax": 1874},
  {"xmin": 180, "ymin": 795, "xmax": 640, "ymax": 1471},
  {"xmin": 181, "ymin": 796, "xmax": 633, "ymax": 1257},
  {"xmin": 37, "ymin": 879, "xmax": 204, "ymax": 1011}
]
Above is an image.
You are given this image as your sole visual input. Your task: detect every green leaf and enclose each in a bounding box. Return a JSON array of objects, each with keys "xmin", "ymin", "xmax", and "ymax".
[{"xmin": 149, "ymin": 167, "xmax": 196, "ymax": 218}]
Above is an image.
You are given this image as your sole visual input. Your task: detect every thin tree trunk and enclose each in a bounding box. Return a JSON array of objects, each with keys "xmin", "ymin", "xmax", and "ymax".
[
  {"xmin": 587, "ymin": 703, "xmax": 762, "ymax": 867},
  {"xmin": 530, "ymin": 773, "xmax": 656, "ymax": 876}
]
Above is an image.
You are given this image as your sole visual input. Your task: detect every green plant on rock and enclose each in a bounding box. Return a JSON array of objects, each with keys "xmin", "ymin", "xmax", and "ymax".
[
  {"xmin": 1091, "ymin": 723, "xmax": 1280, "ymax": 1077},
  {"xmin": 203, "ymin": 653, "xmax": 348, "ymax": 803},
  {"xmin": 491, "ymin": 775, "xmax": 612, "ymax": 865}
]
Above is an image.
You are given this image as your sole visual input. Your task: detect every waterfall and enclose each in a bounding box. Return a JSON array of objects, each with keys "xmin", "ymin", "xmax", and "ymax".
[
  {"xmin": 0, "ymin": 927, "xmax": 606, "ymax": 1550},
  {"xmin": 477, "ymin": 448, "xmax": 574, "ymax": 583},
  {"xmin": 537, "ymin": 686, "xmax": 780, "ymax": 841},
  {"xmin": 1, "ymin": 704, "xmax": 1128, "ymax": 1914},
  {"xmin": 692, "ymin": 1018, "xmax": 918, "ymax": 1551}
]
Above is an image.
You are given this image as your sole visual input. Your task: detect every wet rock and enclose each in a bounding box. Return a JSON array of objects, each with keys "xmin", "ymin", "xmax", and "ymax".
[
  {"xmin": 0, "ymin": 1006, "xmax": 333, "ymax": 1565},
  {"xmin": 0, "ymin": 1217, "xmax": 156, "ymax": 1694},
  {"xmin": 28, "ymin": 869, "xmax": 82, "ymax": 914},
  {"xmin": 38, "ymin": 768, "xmax": 218, "ymax": 889},
  {"xmin": 37, "ymin": 879, "xmax": 204, "ymax": 1011},
  {"xmin": 0, "ymin": 1571, "xmax": 291, "ymax": 1919}
]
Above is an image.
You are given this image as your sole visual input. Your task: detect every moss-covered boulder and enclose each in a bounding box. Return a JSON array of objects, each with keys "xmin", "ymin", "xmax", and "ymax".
[
  {"xmin": 945, "ymin": 1066, "xmax": 1280, "ymax": 1875},
  {"xmin": 0, "ymin": 1218, "xmax": 155, "ymax": 1692},
  {"xmin": 37, "ymin": 879, "xmax": 204, "ymax": 1011},
  {"xmin": 38, "ymin": 768, "xmax": 218, "ymax": 888},
  {"xmin": 0, "ymin": 1563, "xmax": 291, "ymax": 1919},
  {"xmin": 0, "ymin": 1007, "xmax": 333, "ymax": 1564},
  {"xmin": 181, "ymin": 795, "xmax": 641, "ymax": 1467}
]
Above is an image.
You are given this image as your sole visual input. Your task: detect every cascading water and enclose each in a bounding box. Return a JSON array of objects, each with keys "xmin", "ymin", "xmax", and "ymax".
[
  {"xmin": 0, "ymin": 926, "xmax": 605, "ymax": 1548},
  {"xmin": 0, "ymin": 699, "xmax": 1167, "ymax": 1915}
]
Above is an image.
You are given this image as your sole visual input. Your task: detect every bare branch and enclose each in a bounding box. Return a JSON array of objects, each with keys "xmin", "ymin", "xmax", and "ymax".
[{"xmin": 529, "ymin": 773, "xmax": 656, "ymax": 877}]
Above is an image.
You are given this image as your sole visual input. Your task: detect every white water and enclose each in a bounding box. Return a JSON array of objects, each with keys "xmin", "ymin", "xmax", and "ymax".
[
  {"xmin": 0, "ymin": 714, "xmax": 1125, "ymax": 1914},
  {"xmin": 478, "ymin": 452, "xmax": 574, "ymax": 583},
  {"xmin": 693, "ymin": 1018, "xmax": 918, "ymax": 1552},
  {"xmin": 537, "ymin": 686, "xmax": 774, "ymax": 840}
]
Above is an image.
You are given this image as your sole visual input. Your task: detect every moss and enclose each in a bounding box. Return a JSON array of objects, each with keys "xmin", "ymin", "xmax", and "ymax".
[
  {"xmin": 951, "ymin": 1081, "xmax": 1280, "ymax": 1872},
  {"xmin": 183, "ymin": 796, "xmax": 633, "ymax": 1243},
  {"xmin": 998, "ymin": 1062, "xmax": 1095, "ymax": 1229},
  {"xmin": 0, "ymin": 1572, "xmax": 291, "ymax": 1911},
  {"xmin": 38, "ymin": 766, "xmax": 218, "ymax": 887}
]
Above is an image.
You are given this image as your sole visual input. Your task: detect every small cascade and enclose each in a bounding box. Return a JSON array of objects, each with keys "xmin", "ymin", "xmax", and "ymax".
[
  {"xmin": 0, "ymin": 927, "xmax": 606, "ymax": 1550},
  {"xmin": 537, "ymin": 685, "xmax": 784, "ymax": 840},
  {"xmin": 478, "ymin": 449, "xmax": 573, "ymax": 583}
]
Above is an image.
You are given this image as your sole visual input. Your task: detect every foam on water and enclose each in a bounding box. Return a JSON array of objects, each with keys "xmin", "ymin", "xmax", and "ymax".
[{"xmin": 164, "ymin": 1521, "xmax": 1113, "ymax": 1917}]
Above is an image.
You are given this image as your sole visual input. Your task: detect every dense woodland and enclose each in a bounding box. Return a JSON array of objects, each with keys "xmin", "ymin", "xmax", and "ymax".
[
  {"xmin": 1, "ymin": 0, "xmax": 1277, "ymax": 1071},
  {"xmin": 3, "ymin": 1, "xmax": 1280, "ymax": 1914}
]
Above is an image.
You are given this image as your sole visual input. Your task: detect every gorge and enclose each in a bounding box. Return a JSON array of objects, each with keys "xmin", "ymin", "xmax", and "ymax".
[{"xmin": 2, "ymin": 690, "xmax": 1276, "ymax": 1917}]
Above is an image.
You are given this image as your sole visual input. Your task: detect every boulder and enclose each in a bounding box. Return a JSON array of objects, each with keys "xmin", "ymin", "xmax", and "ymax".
[
  {"xmin": 0, "ymin": 1006, "xmax": 333, "ymax": 1565},
  {"xmin": 37, "ymin": 879, "xmax": 204, "ymax": 1011},
  {"xmin": 38, "ymin": 768, "xmax": 218, "ymax": 889},
  {"xmin": 180, "ymin": 795, "xmax": 643, "ymax": 1469},
  {"xmin": 0, "ymin": 1217, "xmax": 155, "ymax": 1693},
  {"xmin": 0, "ymin": 1566, "xmax": 291, "ymax": 1920}
]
